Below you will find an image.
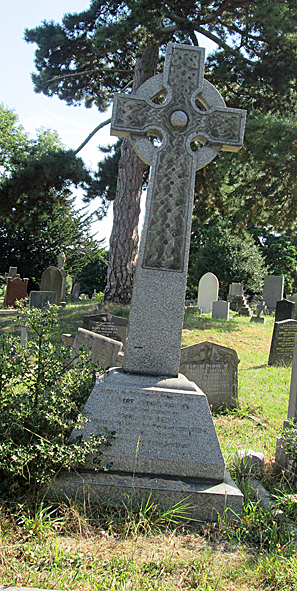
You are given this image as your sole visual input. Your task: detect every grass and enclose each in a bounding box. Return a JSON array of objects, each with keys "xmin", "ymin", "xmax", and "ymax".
[{"xmin": 0, "ymin": 302, "xmax": 296, "ymax": 590}]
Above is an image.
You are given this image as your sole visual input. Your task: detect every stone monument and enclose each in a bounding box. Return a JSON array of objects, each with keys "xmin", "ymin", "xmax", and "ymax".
[
  {"xmin": 268, "ymin": 319, "xmax": 297, "ymax": 365},
  {"xmin": 40, "ymin": 266, "xmax": 63, "ymax": 305},
  {"xmin": 180, "ymin": 342, "xmax": 239, "ymax": 411},
  {"xmin": 53, "ymin": 43, "xmax": 246, "ymax": 519},
  {"xmin": 57, "ymin": 252, "xmax": 67, "ymax": 303},
  {"xmin": 197, "ymin": 272, "xmax": 219, "ymax": 314},
  {"xmin": 276, "ymin": 333, "xmax": 297, "ymax": 471},
  {"xmin": 275, "ymin": 299, "xmax": 295, "ymax": 322},
  {"xmin": 263, "ymin": 275, "xmax": 284, "ymax": 312},
  {"xmin": 212, "ymin": 300, "xmax": 229, "ymax": 320}
]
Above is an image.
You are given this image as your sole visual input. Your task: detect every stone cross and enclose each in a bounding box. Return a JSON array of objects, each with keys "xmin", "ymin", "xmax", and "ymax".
[{"xmin": 111, "ymin": 42, "xmax": 246, "ymax": 377}]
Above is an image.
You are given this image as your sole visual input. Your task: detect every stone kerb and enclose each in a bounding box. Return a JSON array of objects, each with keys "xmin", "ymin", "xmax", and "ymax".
[{"xmin": 197, "ymin": 272, "xmax": 219, "ymax": 314}]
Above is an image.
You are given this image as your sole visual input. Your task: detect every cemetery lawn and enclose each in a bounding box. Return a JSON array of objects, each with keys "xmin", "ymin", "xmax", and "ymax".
[{"xmin": 0, "ymin": 304, "xmax": 296, "ymax": 591}]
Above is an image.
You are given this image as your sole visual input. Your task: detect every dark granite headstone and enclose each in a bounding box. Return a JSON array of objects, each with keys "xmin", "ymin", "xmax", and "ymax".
[
  {"xmin": 268, "ymin": 319, "xmax": 297, "ymax": 366},
  {"xmin": 83, "ymin": 313, "xmax": 128, "ymax": 344},
  {"xmin": 275, "ymin": 299, "xmax": 295, "ymax": 322}
]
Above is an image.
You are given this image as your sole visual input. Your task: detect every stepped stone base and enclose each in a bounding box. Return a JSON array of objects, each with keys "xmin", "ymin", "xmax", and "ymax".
[
  {"xmin": 48, "ymin": 470, "xmax": 243, "ymax": 522},
  {"xmin": 53, "ymin": 368, "xmax": 243, "ymax": 520}
]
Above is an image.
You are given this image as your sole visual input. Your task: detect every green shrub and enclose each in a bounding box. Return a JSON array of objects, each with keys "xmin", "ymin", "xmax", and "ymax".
[{"xmin": 0, "ymin": 305, "xmax": 110, "ymax": 497}]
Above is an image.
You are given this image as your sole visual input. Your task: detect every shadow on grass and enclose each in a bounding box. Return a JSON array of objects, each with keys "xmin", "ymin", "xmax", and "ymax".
[
  {"xmin": 241, "ymin": 364, "xmax": 268, "ymax": 371},
  {"xmin": 183, "ymin": 313, "xmax": 240, "ymax": 333}
]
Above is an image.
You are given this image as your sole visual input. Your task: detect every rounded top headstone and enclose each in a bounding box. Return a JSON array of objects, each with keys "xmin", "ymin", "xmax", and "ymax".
[{"xmin": 197, "ymin": 272, "xmax": 219, "ymax": 314}]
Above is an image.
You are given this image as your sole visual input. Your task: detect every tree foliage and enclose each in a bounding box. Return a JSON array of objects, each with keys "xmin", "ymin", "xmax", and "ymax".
[
  {"xmin": 0, "ymin": 104, "xmax": 107, "ymax": 289},
  {"xmin": 188, "ymin": 220, "xmax": 267, "ymax": 299},
  {"xmin": 0, "ymin": 104, "xmax": 92, "ymax": 222}
]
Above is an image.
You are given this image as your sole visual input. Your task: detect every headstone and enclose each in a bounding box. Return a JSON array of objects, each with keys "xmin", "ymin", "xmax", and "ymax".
[
  {"xmin": 53, "ymin": 42, "xmax": 246, "ymax": 519},
  {"xmin": 4, "ymin": 277, "xmax": 29, "ymax": 307},
  {"xmin": 197, "ymin": 273, "xmax": 219, "ymax": 314},
  {"xmin": 72, "ymin": 328, "xmax": 123, "ymax": 369},
  {"xmin": 275, "ymin": 299, "xmax": 295, "ymax": 322},
  {"xmin": 212, "ymin": 300, "xmax": 229, "ymax": 320},
  {"xmin": 179, "ymin": 342, "xmax": 239, "ymax": 411},
  {"xmin": 40, "ymin": 266, "xmax": 63, "ymax": 305},
  {"xmin": 236, "ymin": 449, "xmax": 265, "ymax": 478},
  {"xmin": 29, "ymin": 291, "xmax": 57, "ymax": 309},
  {"xmin": 228, "ymin": 283, "xmax": 244, "ymax": 298},
  {"xmin": 72, "ymin": 283, "xmax": 80, "ymax": 301},
  {"xmin": 268, "ymin": 319, "xmax": 297, "ymax": 365},
  {"xmin": 275, "ymin": 333, "xmax": 297, "ymax": 470},
  {"xmin": 250, "ymin": 300, "xmax": 266, "ymax": 324},
  {"xmin": 83, "ymin": 313, "xmax": 128, "ymax": 344},
  {"xmin": 57, "ymin": 252, "xmax": 67, "ymax": 302},
  {"xmin": 263, "ymin": 275, "xmax": 284, "ymax": 312},
  {"xmin": 5, "ymin": 266, "xmax": 20, "ymax": 280}
]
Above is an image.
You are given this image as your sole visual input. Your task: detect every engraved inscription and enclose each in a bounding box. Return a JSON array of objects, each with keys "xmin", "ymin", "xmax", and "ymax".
[{"xmin": 268, "ymin": 321, "xmax": 297, "ymax": 365}]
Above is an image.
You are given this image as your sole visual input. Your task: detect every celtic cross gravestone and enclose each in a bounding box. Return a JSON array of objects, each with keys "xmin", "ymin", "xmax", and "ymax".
[
  {"xmin": 54, "ymin": 43, "xmax": 245, "ymax": 519},
  {"xmin": 111, "ymin": 42, "xmax": 246, "ymax": 376}
]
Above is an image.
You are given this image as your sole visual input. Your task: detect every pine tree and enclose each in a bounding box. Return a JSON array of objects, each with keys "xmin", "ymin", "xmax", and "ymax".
[{"xmin": 25, "ymin": 0, "xmax": 297, "ymax": 302}]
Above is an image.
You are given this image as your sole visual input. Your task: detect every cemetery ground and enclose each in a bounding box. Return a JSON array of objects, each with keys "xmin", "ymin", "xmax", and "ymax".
[{"xmin": 0, "ymin": 304, "xmax": 297, "ymax": 590}]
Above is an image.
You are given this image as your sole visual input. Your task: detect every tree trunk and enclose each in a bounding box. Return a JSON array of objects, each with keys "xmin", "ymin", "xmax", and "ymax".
[{"xmin": 104, "ymin": 44, "xmax": 159, "ymax": 304}]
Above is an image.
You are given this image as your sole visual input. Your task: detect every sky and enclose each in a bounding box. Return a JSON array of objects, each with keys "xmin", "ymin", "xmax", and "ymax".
[{"xmin": 0, "ymin": 0, "xmax": 216, "ymax": 248}]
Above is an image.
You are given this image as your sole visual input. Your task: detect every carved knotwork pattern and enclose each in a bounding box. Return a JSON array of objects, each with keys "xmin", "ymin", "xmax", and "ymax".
[
  {"xmin": 168, "ymin": 47, "xmax": 201, "ymax": 104},
  {"xmin": 115, "ymin": 97, "xmax": 163, "ymax": 131},
  {"xmin": 143, "ymin": 135, "xmax": 192, "ymax": 271},
  {"xmin": 190, "ymin": 111, "xmax": 242, "ymax": 144}
]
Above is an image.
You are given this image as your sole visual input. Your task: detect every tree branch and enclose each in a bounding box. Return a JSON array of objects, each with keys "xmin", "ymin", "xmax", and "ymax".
[{"xmin": 44, "ymin": 68, "xmax": 134, "ymax": 85}]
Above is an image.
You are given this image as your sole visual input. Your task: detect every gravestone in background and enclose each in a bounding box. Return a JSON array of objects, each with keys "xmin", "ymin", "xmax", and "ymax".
[
  {"xmin": 250, "ymin": 300, "xmax": 266, "ymax": 324},
  {"xmin": 275, "ymin": 299, "xmax": 295, "ymax": 322},
  {"xmin": 197, "ymin": 272, "xmax": 219, "ymax": 314},
  {"xmin": 57, "ymin": 252, "xmax": 67, "ymax": 302},
  {"xmin": 40, "ymin": 266, "xmax": 63, "ymax": 305},
  {"xmin": 29, "ymin": 291, "xmax": 57, "ymax": 309},
  {"xmin": 72, "ymin": 283, "xmax": 80, "ymax": 301},
  {"xmin": 72, "ymin": 328, "xmax": 123, "ymax": 369},
  {"xmin": 180, "ymin": 342, "xmax": 239, "ymax": 411},
  {"xmin": 212, "ymin": 300, "xmax": 229, "ymax": 320},
  {"xmin": 276, "ymin": 333, "xmax": 297, "ymax": 470},
  {"xmin": 53, "ymin": 42, "xmax": 245, "ymax": 520},
  {"xmin": 268, "ymin": 319, "xmax": 297, "ymax": 365},
  {"xmin": 83, "ymin": 313, "xmax": 128, "ymax": 344},
  {"xmin": 228, "ymin": 283, "xmax": 243, "ymax": 299},
  {"xmin": 4, "ymin": 277, "xmax": 28, "ymax": 307},
  {"xmin": 5, "ymin": 266, "xmax": 20, "ymax": 280},
  {"xmin": 263, "ymin": 275, "xmax": 284, "ymax": 312}
]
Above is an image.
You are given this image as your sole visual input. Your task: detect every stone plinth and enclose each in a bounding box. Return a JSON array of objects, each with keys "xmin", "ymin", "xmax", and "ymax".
[
  {"xmin": 50, "ymin": 470, "xmax": 243, "ymax": 522},
  {"xmin": 70, "ymin": 369, "xmax": 225, "ymax": 481}
]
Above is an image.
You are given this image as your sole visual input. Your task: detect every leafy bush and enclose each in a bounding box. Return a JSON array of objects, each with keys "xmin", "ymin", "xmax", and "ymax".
[
  {"xmin": 187, "ymin": 220, "xmax": 267, "ymax": 299},
  {"xmin": 0, "ymin": 305, "xmax": 110, "ymax": 498}
]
